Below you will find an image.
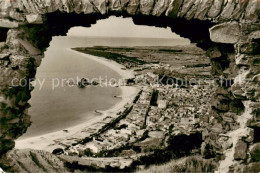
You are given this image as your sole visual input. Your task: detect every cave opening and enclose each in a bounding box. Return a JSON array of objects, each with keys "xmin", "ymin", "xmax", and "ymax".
[
  {"xmin": 18, "ymin": 15, "xmax": 197, "ymax": 139},
  {"xmin": 13, "ymin": 14, "xmax": 217, "ymax": 162}
]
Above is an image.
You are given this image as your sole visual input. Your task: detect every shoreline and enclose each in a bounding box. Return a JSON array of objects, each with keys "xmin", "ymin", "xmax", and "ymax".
[
  {"xmin": 70, "ymin": 48, "xmax": 135, "ymax": 79},
  {"xmin": 15, "ymin": 49, "xmax": 138, "ymax": 152}
]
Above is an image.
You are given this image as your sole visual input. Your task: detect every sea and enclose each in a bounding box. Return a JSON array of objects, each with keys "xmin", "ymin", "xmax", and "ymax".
[{"xmin": 20, "ymin": 36, "xmax": 190, "ymax": 139}]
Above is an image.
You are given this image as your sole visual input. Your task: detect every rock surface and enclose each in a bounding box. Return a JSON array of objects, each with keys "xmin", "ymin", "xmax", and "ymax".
[
  {"xmin": 0, "ymin": 0, "xmax": 256, "ymax": 21},
  {"xmin": 0, "ymin": 19, "xmax": 19, "ymax": 28},
  {"xmin": 5, "ymin": 149, "xmax": 135, "ymax": 172},
  {"xmin": 140, "ymin": 0, "xmax": 154, "ymax": 15},
  {"xmin": 207, "ymin": 0, "xmax": 223, "ymax": 18},
  {"xmin": 6, "ymin": 149, "xmax": 68, "ymax": 172},
  {"xmin": 26, "ymin": 14, "xmax": 43, "ymax": 24},
  {"xmin": 209, "ymin": 22, "xmax": 241, "ymax": 44},
  {"xmin": 60, "ymin": 155, "xmax": 133, "ymax": 170},
  {"xmin": 234, "ymin": 140, "xmax": 247, "ymax": 160}
]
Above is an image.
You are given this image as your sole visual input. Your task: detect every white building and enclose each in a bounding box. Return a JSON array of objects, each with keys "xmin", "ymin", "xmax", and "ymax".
[{"xmin": 158, "ymin": 100, "xmax": 167, "ymax": 109}]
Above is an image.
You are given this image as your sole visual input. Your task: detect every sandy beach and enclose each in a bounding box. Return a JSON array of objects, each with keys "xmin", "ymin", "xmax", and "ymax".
[{"xmin": 15, "ymin": 49, "xmax": 138, "ymax": 152}]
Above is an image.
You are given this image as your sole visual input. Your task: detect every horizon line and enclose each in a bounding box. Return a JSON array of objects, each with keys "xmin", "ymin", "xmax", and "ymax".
[{"xmin": 64, "ymin": 35, "xmax": 188, "ymax": 40}]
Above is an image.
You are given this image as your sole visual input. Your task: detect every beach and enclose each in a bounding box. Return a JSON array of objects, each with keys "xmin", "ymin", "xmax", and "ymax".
[{"xmin": 15, "ymin": 49, "xmax": 138, "ymax": 152}]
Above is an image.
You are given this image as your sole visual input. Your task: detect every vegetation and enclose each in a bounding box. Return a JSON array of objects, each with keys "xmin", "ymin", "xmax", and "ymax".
[
  {"xmin": 0, "ymin": 58, "xmax": 36, "ymax": 117},
  {"xmin": 84, "ymin": 148, "xmax": 94, "ymax": 157},
  {"xmin": 91, "ymin": 46, "xmax": 135, "ymax": 51},
  {"xmin": 155, "ymin": 67, "xmax": 186, "ymax": 78},
  {"xmin": 72, "ymin": 47, "xmax": 147, "ymax": 67},
  {"xmin": 137, "ymin": 156, "xmax": 218, "ymax": 173},
  {"xmin": 185, "ymin": 63, "xmax": 211, "ymax": 68},
  {"xmin": 244, "ymin": 162, "xmax": 260, "ymax": 172},
  {"xmin": 250, "ymin": 143, "xmax": 260, "ymax": 162},
  {"xmin": 22, "ymin": 24, "xmax": 51, "ymax": 52},
  {"xmin": 154, "ymin": 67, "xmax": 211, "ymax": 80}
]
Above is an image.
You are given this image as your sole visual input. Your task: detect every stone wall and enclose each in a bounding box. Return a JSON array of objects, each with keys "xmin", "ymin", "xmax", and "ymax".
[{"xmin": 0, "ymin": 0, "xmax": 259, "ymax": 172}]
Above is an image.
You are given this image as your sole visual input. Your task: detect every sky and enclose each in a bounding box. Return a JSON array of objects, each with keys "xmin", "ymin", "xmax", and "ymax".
[{"xmin": 67, "ymin": 16, "xmax": 182, "ymax": 39}]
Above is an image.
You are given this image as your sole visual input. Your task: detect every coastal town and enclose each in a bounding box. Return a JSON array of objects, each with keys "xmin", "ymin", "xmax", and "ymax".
[
  {"xmin": 59, "ymin": 46, "xmax": 214, "ymax": 160},
  {"xmin": 12, "ymin": 45, "xmax": 216, "ymax": 171}
]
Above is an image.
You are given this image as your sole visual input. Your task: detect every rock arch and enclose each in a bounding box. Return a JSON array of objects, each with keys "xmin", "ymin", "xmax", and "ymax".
[{"xmin": 0, "ymin": 0, "xmax": 259, "ymax": 172}]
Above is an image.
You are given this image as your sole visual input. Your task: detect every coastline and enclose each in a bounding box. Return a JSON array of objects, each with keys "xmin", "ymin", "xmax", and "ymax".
[
  {"xmin": 15, "ymin": 48, "xmax": 138, "ymax": 152},
  {"xmin": 70, "ymin": 48, "xmax": 135, "ymax": 79}
]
